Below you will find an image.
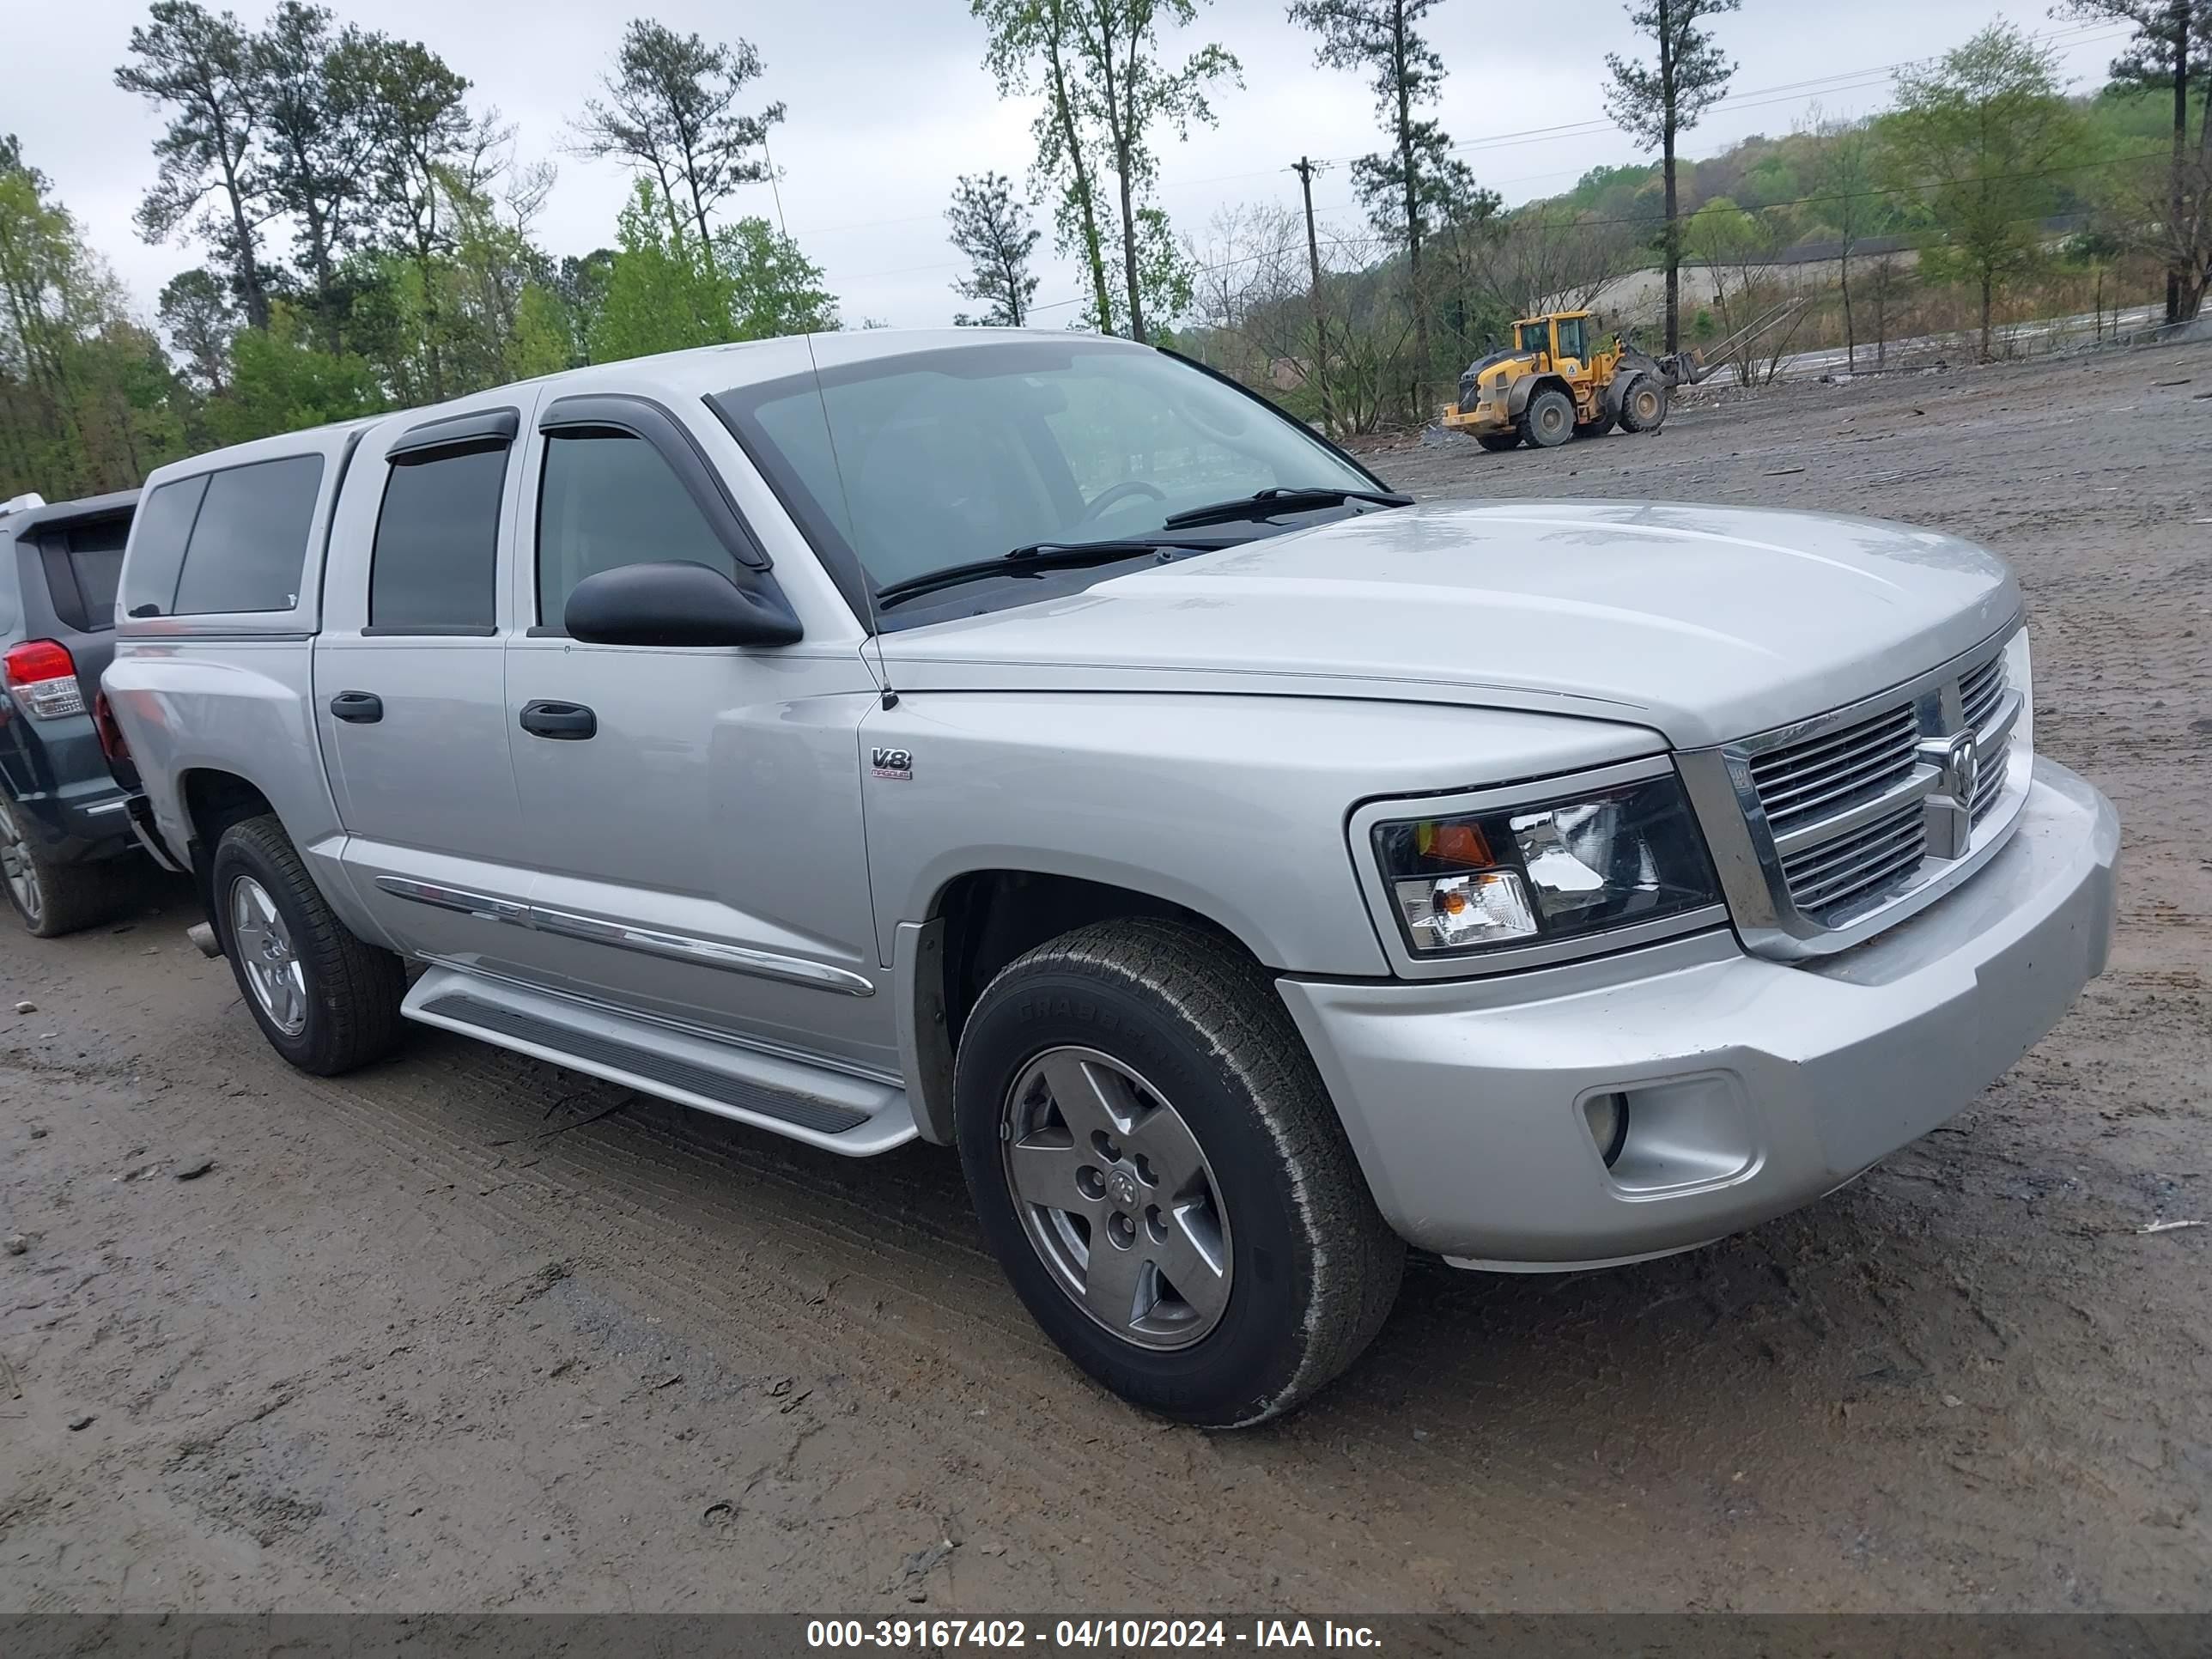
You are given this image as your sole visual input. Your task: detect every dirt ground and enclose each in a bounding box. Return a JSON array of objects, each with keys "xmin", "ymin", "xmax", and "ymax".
[{"xmin": 3, "ymin": 343, "xmax": 2208, "ymax": 1616}]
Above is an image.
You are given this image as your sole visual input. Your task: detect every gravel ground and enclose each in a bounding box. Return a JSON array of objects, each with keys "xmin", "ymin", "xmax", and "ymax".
[{"xmin": 2, "ymin": 343, "xmax": 2208, "ymax": 1615}]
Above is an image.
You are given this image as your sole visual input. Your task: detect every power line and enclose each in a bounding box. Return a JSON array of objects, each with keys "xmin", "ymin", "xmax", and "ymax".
[
  {"xmin": 1172, "ymin": 149, "xmax": 2171, "ymax": 281},
  {"xmin": 787, "ymin": 22, "xmax": 2132, "ymax": 246}
]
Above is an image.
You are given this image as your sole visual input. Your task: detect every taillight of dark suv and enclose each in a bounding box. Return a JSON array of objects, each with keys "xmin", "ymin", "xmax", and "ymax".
[{"xmin": 3, "ymin": 637, "xmax": 84, "ymax": 719}]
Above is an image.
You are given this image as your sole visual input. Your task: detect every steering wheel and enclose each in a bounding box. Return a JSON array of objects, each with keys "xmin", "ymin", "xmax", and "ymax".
[{"xmin": 1077, "ymin": 479, "xmax": 1167, "ymax": 523}]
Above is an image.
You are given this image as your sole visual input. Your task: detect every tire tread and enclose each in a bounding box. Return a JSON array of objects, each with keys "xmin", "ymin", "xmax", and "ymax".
[
  {"xmin": 972, "ymin": 918, "xmax": 1402, "ymax": 1425},
  {"xmin": 216, "ymin": 814, "xmax": 405, "ymax": 1074}
]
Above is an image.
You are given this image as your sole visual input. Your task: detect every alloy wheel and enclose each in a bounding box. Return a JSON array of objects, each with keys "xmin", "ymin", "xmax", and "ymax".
[
  {"xmin": 1000, "ymin": 1045, "xmax": 1233, "ymax": 1351},
  {"xmin": 0, "ymin": 798, "xmax": 40, "ymax": 927},
  {"xmin": 230, "ymin": 875, "xmax": 307, "ymax": 1036}
]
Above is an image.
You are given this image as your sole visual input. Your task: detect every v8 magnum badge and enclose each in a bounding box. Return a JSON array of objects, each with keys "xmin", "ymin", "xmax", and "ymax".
[{"xmin": 871, "ymin": 746, "xmax": 914, "ymax": 781}]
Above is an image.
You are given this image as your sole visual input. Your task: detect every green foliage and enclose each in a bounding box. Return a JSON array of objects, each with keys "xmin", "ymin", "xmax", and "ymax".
[
  {"xmin": 0, "ymin": 143, "xmax": 191, "ymax": 497},
  {"xmin": 204, "ymin": 304, "xmax": 380, "ymax": 447},
  {"xmin": 589, "ymin": 180, "xmax": 835, "ymax": 365},
  {"xmin": 1882, "ymin": 22, "xmax": 2086, "ymax": 356},
  {"xmin": 719, "ymin": 216, "xmax": 839, "ymax": 339},
  {"xmin": 590, "ymin": 180, "xmax": 731, "ymax": 362},
  {"xmin": 947, "ymin": 171, "xmax": 1042, "ymax": 325},
  {"xmin": 507, "ymin": 283, "xmax": 577, "ymax": 379}
]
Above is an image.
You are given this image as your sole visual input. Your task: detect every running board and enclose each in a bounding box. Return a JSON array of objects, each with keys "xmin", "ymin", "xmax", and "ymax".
[{"xmin": 402, "ymin": 967, "xmax": 918, "ymax": 1157}]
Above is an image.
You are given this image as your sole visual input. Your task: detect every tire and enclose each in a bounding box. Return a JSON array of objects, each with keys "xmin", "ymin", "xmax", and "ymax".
[
  {"xmin": 1574, "ymin": 410, "xmax": 1618, "ymax": 440},
  {"xmin": 1618, "ymin": 374, "xmax": 1669, "ymax": 433},
  {"xmin": 1518, "ymin": 386, "xmax": 1576, "ymax": 448},
  {"xmin": 0, "ymin": 793, "xmax": 136, "ymax": 939},
  {"xmin": 954, "ymin": 918, "xmax": 1404, "ymax": 1427},
  {"xmin": 1475, "ymin": 434, "xmax": 1521, "ymax": 453},
  {"xmin": 210, "ymin": 813, "xmax": 406, "ymax": 1075}
]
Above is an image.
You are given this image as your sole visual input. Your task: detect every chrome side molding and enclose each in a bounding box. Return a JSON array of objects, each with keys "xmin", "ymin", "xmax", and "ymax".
[{"xmin": 372, "ymin": 875, "xmax": 874, "ymax": 996}]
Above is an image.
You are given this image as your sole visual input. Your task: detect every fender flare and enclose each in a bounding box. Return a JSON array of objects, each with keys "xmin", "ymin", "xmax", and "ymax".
[{"xmin": 1507, "ymin": 374, "xmax": 1574, "ymax": 420}]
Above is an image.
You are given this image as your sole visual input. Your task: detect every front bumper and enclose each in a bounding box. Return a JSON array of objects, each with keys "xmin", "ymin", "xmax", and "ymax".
[{"xmin": 1278, "ymin": 758, "xmax": 2118, "ymax": 1267}]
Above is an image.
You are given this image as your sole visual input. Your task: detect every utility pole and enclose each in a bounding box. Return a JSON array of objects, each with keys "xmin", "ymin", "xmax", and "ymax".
[{"xmin": 1292, "ymin": 156, "xmax": 1335, "ymax": 435}]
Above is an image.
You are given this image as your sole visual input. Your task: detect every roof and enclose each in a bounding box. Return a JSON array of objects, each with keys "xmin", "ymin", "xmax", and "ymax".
[
  {"xmin": 0, "ymin": 487, "xmax": 139, "ymax": 539},
  {"xmin": 137, "ymin": 328, "xmax": 1153, "ymax": 495}
]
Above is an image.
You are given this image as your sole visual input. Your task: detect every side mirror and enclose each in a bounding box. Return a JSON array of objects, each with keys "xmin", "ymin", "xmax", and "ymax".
[{"xmin": 564, "ymin": 560, "xmax": 803, "ymax": 647}]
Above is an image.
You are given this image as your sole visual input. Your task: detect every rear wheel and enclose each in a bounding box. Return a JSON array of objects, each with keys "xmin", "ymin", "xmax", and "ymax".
[
  {"xmin": 955, "ymin": 919, "xmax": 1404, "ymax": 1426},
  {"xmin": 211, "ymin": 813, "xmax": 406, "ymax": 1074},
  {"xmin": 1619, "ymin": 374, "xmax": 1669, "ymax": 433},
  {"xmin": 0, "ymin": 793, "xmax": 136, "ymax": 939},
  {"xmin": 1475, "ymin": 433, "xmax": 1521, "ymax": 453},
  {"xmin": 1519, "ymin": 386, "xmax": 1576, "ymax": 449}
]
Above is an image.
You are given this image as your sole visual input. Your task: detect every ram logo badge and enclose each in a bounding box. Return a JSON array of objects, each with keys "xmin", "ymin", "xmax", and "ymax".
[{"xmin": 872, "ymin": 746, "xmax": 914, "ymax": 781}]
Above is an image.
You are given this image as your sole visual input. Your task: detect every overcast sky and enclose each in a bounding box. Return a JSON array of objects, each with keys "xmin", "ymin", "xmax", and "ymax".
[{"xmin": 8, "ymin": 0, "xmax": 2137, "ymax": 332}]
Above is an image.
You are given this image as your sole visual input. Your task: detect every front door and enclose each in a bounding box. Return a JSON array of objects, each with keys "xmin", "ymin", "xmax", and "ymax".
[
  {"xmin": 316, "ymin": 401, "xmax": 538, "ymax": 975},
  {"xmin": 501, "ymin": 398, "xmax": 892, "ymax": 1074}
]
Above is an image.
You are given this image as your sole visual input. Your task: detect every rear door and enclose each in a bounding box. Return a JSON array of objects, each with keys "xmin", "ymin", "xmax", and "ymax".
[{"xmin": 315, "ymin": 400, "xmax": 540, "ymax": 973}]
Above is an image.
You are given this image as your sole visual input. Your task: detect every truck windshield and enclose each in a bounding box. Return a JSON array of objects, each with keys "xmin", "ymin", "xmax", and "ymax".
[{"xmin": 710, "ymin": 341, "xmax": 1384, "ymax": 609}]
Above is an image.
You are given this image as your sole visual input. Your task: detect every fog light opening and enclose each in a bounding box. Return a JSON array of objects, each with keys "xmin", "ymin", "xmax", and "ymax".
[{"xmin": 1583, "ymin": 1091, "xmax": 1631, "ymax": 1169}]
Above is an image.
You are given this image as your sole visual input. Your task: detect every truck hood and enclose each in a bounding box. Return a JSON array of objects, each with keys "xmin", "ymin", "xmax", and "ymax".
[{"xmin": 881, "ymin": 500, "xmax": 2021, "ymax": 749}]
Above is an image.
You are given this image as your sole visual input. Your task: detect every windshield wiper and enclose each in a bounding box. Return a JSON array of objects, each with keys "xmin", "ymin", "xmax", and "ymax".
[
  {"xmin": 873, "ymin": 538, "xmax": 1226, "ymax": 610},
  {"xmin": 1160, "ymin": 485, "xmax": 1413, "ymax": 530}
]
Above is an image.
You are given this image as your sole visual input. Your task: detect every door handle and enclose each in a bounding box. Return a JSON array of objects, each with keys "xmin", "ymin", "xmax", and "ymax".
[
  {"xmin": 330, "ymin": 690, "xmax": 383, "ymax": 724},
  {"xmin": 519, "ymin": 700, "xmax": 597, "ymax": 740}
]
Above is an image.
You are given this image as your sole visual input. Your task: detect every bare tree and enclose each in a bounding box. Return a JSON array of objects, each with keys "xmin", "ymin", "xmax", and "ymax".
[
  {"xmin": 1058, "ymin": 0, "xmax": 1239, "ymax": 343},
  {"xmin": 1290, "ymin": 0, "xmax": 1474, "ymax": 413},
  {"xmin": 1810, "ymin": 115, "xmax": 1876, "ymax": 369},
  {"xmin": 571, "ymin": 19, "xmax": 784, "ymax": 262},
  {"xmin": 256, "ymin": 3, "xmax": 383, "ymax": 349},
  {"xmin": 1467, "ymin": 204, "xmax": 1638, "ymax": 322},
  {"xmin": 1603, "ymin": 0, "xmax": 1741, "ymax": 355},
  {"xmin": 115, "ymin": 0, "xmax": 275, "ymax": 329}
]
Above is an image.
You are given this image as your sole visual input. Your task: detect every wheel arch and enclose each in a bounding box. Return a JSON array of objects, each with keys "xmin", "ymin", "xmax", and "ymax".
[
  {"xmin": 897, "ymin": 867, "xmax": 1267, "ymax": 1146},
  {"xmin": 1507, "ymin": 373, "xmax": 1575, "ymax": 418},
  {"xmin": 179, "ymin": 768, "xmax": 280, "ymax": 927}
]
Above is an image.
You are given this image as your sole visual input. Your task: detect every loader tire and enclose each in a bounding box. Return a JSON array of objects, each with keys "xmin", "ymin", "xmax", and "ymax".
[
  {"xmin": 1619, "ymin": 375, "xmax": 1668, "ymax": 433},
  {"xmin": 1476, "ymin": 434, "xmax": 1520, "ymax": 453},
  {"xmin": 1574, "ymin": 411, "xmax": 1618, "ymax": 439},
  {"xmin": 1519, "ymin": 386, "xmax": 1576, "ymax": 449}
]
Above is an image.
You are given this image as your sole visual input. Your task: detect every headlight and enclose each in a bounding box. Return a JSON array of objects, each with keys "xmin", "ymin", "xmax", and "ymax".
[{"xmin": 1371, "ymin": 774, "xmax": 1719, "ymax": 955}]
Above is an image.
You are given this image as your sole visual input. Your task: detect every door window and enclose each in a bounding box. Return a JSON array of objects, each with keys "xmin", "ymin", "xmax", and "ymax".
[
  {"xmin": 167, "ymin": 454, "xmax": 325, "ymax": 616},
  {"xmin": 38, "ymin": 517, "xmax": 130, "ymax": 632},
  {"xmin": 368, "ymin": 445, "xmax": 508, "ymax": 631},
  {"xmin": 535, "ymin": 431, "xmax": 738, "ymax": 627},
  {"xmin": 119, "ymin": 475, "xmax": 207, "ymax": 618},
  {"xmin": 1554, "ymin": 317, "xmax": 1588, "ymax": 362}
]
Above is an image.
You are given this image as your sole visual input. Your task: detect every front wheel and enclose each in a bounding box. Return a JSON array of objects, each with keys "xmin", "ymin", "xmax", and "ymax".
[
  {"xmin": 211, "ymin": 814, "xmax": 407, "ymax": 1074},
  {"xmin": 954, "ymin": 919, "xmax": 1404, "ymax": 1426},
  {"xmin": 1619, "ymin": 374, "xmax": 1669, "ymax": 433},
  {"xmin": 1519, "ymin": 386, "xmax": 1576, "ymax": 448}
]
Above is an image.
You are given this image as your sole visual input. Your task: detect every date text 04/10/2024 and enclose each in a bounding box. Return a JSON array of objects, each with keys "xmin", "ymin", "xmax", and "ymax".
[{"xmin": 805, "ymin": 1620, "xmax": 1382, "ymax": 1650}]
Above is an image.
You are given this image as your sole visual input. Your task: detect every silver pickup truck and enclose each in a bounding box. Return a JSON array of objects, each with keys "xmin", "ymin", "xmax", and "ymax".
[{"xmin": 103, "ymin": 330, "xmax": 2118, "ymax": 1426}]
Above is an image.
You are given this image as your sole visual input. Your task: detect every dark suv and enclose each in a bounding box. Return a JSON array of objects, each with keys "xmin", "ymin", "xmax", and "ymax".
[{"xmin": 0, "ymin": 489, "xmax": 147, "ymax": 935}]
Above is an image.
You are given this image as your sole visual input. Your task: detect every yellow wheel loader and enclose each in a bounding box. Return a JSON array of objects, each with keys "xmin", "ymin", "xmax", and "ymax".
[{"xmin": 1442, "ymin": 299, "xmax": 1808, "ymax": 453}]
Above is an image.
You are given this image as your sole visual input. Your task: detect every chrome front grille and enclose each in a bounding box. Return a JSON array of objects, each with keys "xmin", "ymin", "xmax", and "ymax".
[
  {"xmin": 1749, "ymin": 705, "xmax": 1919, "ymax": 839},
  {"xmin": 1676, "ymin": 624, "xmax": 2032, "ymax": 960},
  {"xmin": 1960, "ymin": 654, "xmax": 2006, "ymax": 732}
]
